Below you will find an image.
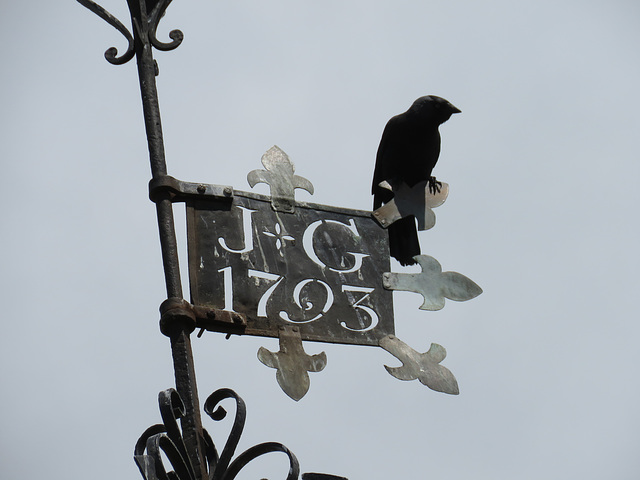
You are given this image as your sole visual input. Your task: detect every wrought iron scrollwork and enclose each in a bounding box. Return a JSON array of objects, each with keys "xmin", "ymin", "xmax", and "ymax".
[
  {"xmin": 134, "ymin": 389, "xmax": 201, "ymax": 480},
  {"xmin": 204, "ymin": 388, "xmax": 299, "ymax": 480},
  {"xmin": 135, "ymin": 388, "xmax": 302, "ymax": 480},
  {"xmin": 77, "ymin": 0, "xmax": 135, "ymax": 64},
  {"xmin": 147, "ymin": 0, "xmax": 184, "ymax": 51},
  {"xmin": 77, "ymin": 0, "xmax": 183, "ymax": 65}
]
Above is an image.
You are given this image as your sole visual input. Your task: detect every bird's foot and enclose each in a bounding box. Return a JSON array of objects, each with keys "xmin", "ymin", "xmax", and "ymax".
[{"xmin": 428, "ymin": 176, "xmax": 442, "ymax": 195}]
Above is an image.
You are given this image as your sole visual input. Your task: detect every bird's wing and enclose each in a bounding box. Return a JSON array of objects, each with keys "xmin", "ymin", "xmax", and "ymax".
[
  {"xmin": 372, "ymin": 115, "xmax": 409, "ymax": 212},
  {"xmin": 372, "ymin": 115, "xmax": 404, "ymax": 193}
]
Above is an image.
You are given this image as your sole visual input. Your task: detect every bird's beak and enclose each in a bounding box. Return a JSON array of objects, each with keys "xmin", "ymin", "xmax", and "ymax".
[{"xmin": 450, "ymin": 104, "xmax": 462, "ymax": 114}]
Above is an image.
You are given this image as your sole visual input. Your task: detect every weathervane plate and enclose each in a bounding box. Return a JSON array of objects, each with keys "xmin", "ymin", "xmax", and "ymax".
[{"xmin": 187, "ymin": 189, "xmax": 394, "ymax": 346}]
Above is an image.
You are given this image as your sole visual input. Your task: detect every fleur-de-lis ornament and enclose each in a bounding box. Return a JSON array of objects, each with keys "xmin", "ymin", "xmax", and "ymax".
[
  {"xmin": 257, "ymin": 326, "xmax": 327, "ymax": 401},
  {"xmin": 383, "ymin": 255, "xmax": 482, "ymax": 311},
  {"xmin": 247, "ymin": 146, "xmax": 314, "ymax": 213},
  {"xmin": 379, "ymin": 335, "xmax": 459, "ymax": 395}
]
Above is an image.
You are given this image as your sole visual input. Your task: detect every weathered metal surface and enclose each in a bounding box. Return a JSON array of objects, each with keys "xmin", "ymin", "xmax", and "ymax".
[
  {"xmin": 187, "ymin": 189, "xmax": 394, "ymax": 346},
  {"xmin": 372, "ymin": 180, "xmax": 448, "ymax": 230},
  {"xmin": 383, "ymin": 254, "xmax": 482, "ymax": 311},
  {"xmin": 247, "ymin": 146, "xmax": 314, "ymax": 213},
  {"xmin": 258, "ymin": 325, "xmax": 327, "ymax": 401},
  {"xmin": 379, "ymin": 335, "xmax": 459, "ymax": 395}
]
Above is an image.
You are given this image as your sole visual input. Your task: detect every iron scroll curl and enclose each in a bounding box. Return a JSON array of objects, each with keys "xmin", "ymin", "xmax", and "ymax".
[
  {"xmin": 148, "ymin": 0, "xmax": 184, "ymax": 51},
  {"xmin": 135, "ymin": 388, "xmax": 300, "ymax": 480},
  {"xmin": 204, "ymin": 388, "xmax": 300, "ymax": 480},
  {"xmin": 77, "ymin": 0, "xmax": 183, "ymax": 65},
  {"xmin": 134, "ymin": 389, "xmax": 201, "ymax": 480},
  {"xmin": 77, "ymin": 0, "xmax": 135, "ymax": 64}
]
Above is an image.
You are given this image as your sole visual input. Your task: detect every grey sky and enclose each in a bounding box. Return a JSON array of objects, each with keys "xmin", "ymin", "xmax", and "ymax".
[{"xmin": 1, "ymin": 1, "xmax": 639, "ymax": 479}]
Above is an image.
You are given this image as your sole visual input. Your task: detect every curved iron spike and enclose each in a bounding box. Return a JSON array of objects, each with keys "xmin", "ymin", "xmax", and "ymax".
[
  {"xmin": 158, "ymin": 389, "xmax": 197, "ymax": 480},
  {"xmin": 135, "ymin": 424, "xmax": 167, "ymax": 480},
  {"xmin": 224, "ymin": 442, "xmax": 300, "ymax": 480},
  {"xmin": 135, "ymin": 424, "xmax": 168, "ymax": 457},
  {"xmin": 203, "ymin": 389, "xmax": 301, "ymax": 480},
  {"xmin": 201, "ymin": 428, "xmax": 219, "ymax": 478},
  {"xmin": 203, "ymin": 389, "xmax": 247, "ymax": 480},
  {"xmin": 77, "ymin": 0, "xmax": 135, "ymax": 65},
  {"xmin": 146, "ymin": 432, "xmax": 195, "ymax": 480},
  {"xmin": 149, "ymin": 0, "xmax": 184, "ymax": 51}
]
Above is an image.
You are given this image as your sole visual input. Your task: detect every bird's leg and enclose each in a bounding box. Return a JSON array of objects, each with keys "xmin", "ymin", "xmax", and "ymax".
[{"xmin": 428, "ymin": 176, "xmax": 442, "ymax": 195}]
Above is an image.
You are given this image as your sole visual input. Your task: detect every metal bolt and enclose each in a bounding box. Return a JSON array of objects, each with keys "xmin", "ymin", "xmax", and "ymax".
[
  {"xmin": 223, "ymin": 186, "xmax": 233, "ymax": 196},
  {"xmin": 197, "ymin": 184, "xmax": 206, "ymax": 194},
  {"xmin": 232, "ymin": 313, "xmax": 243, "ymax": 324},
  {"xmin": 206, "ymin": 310, "xmax": 216, "ymax": 319}
]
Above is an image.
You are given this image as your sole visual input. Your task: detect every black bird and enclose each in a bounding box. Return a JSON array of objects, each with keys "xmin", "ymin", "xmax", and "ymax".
[{"xmin": 372, "ymin": 95, "xmax": 461, "ymax": 266}]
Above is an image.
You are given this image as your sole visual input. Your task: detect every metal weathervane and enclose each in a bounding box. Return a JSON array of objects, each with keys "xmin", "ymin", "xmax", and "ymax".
[{"xmin": 77, "ymin": 1, "xmax": 482, "ymax": 479}]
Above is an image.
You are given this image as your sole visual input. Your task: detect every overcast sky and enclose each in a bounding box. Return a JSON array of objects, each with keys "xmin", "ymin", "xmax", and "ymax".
[{"xmin": 2, "ymin": 1, "xmax": 640, "ymax": 479}]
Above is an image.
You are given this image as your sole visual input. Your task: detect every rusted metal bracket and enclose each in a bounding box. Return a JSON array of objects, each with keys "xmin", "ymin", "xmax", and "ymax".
[
  {"xmin": 193, "ymin": 306, "xmax": 247, "ymax": 338},
  {"xmin": 149, "ymin": 175, "xmax": 234, "ymax": 204},
  {"xmin": 159, "ymin": 297, "xmax": 247, "ymax": 338}
]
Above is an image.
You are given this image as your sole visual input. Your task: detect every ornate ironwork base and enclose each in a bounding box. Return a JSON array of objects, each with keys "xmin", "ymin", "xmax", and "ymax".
[{"xmin": 135, "ymin": 388, "xmax": 346, "ymax": 480}]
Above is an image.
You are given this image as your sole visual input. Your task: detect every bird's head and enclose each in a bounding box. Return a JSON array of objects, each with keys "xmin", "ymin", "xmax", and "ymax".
[{"xmin": 410, "ymin": 95, "xmax": 461, "ymax": 124}]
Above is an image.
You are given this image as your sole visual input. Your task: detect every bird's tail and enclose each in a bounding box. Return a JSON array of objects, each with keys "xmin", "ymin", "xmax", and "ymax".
[{"xmin": 388, "ymin": 216, "xmax": 420, "ymax": 266}]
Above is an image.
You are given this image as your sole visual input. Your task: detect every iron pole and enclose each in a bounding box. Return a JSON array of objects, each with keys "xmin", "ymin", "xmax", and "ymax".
[{"xmin": 130, "ymin": 4, "xmax": 207, "ymax": 479}]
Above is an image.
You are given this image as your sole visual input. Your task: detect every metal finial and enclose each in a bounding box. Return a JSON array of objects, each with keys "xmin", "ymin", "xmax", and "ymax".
[
  {"xmin": 383, "ymin": 255, "xmax": 482, "ymax": 311},
  {"xmin": 247, "ymin": 146, "xmax": 314, "ymax": 213},
  {"xmin": 379, "ymin": 335, "xmax": 459, "ymax": 395},
  {"xmin": 258, "ymin": 325, "xmax": 327, "ymax": 401}
]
